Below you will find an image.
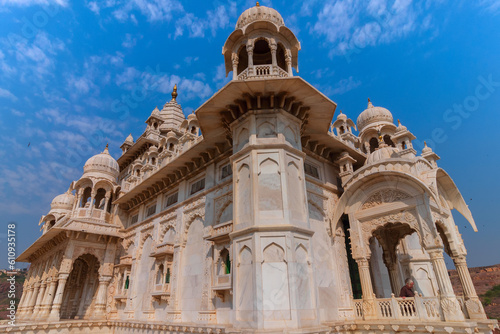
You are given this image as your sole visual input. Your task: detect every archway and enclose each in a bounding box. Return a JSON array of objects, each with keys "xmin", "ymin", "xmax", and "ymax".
[
  {"xmin": 253, "ymin": 39, "xmax": 271, "ymax": 65},
  {"xmin": 60, "ymin": 254, "xmax": 100, "ymax": 319}
]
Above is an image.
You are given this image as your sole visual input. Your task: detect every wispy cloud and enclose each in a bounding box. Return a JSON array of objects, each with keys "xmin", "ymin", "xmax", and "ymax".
[
  {"xmin": 0, "ymin": 87, "xmax": 17, "ymax": 101},
  {"xmin": 310, "ymin": 0, "xmax": 441, "ymax": 57},
  {"xmin": 478, "ymin": 0, "xmax": 500, "ymax": 14},
  {"xmin": 0, "ymin": 0, "xmax": 68, "ymax": 6},
  {"xmin": 122, "ymin": 33, "xmax": 141, "ymax": 48},
  {"xmin": 115, "ymin": 65, "xmax": 213, "ymax": 100},
  {"xmin": 319, "ymin": 76, "xmax": 361, "ymax": 96}
]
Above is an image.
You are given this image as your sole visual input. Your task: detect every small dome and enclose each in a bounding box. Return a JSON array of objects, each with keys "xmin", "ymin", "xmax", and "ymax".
[
  {"xmin": 50, "ymin": 191, "xmax": 75, "ymax": 211},
  {"xmin": 365, "ymin": 145, "xmax": 399, "ymax": 165},
  {"xmin": 235, "ymin": 3, "xmax": 284, "ymax": 30},
  {"xmin": 357, "ymin": 99, "xmax": 394, "ymax": 133},
  {"xmin": 187, "ymin": 113, "xmax": 197, "ymax": 121},
  {"xmin": 83, "ymin": 145, "xmax": 119, "ymax": 180},
  {"xmin": 336, "ymin": 110, "xmax": 347, "ymax": 122},
  {"xmin": 422, "ymin": 141, "xmax": 433, "ymax": 154},
  {"xmin": 396, "ymin": 119, "xmax": 407, "ymax": 133}
]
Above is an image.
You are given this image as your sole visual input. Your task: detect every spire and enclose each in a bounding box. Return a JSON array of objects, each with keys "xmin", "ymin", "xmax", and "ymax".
[
  {"xmin": 103, "ymin": 143, "xmax": 109, "ymax": 154},
  {"xmin": 367, "ymin": 98, "xmax": 373, "ymax": 108},
  {"xmin": 171, "ymin": 84, "xmax": 178, "ymax": 102},
  {"xmin": 256, "ymin": 1, "xmax": 260, "ymax": 6}
]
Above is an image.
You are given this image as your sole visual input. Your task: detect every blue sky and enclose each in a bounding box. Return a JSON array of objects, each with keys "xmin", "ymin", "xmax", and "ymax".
[{"xmin": 0, "ymin": 0, "xmax": 499, "ymax": 270}]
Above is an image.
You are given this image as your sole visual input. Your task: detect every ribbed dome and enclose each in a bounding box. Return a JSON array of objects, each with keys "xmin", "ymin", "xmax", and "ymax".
[
  {"xmin": 50, "ymin": 192, "xmax": 75, "ymax": 211},
  {"xmin": 83, "ymin": 145, "xmax": 119, "ymax": 180},
  {"xmin": 160, "ymin": 101, "xmax": 185, "ymax": 130},
  {"xmin": 357, "ymin": 99, "xmax": 394, "ymax": 133},
  {"xmin": 365, "ymin": 145, "xmax": 399, "ymax": 165},
  {"xmin": 235, "ymin": 4, "xmax": 284, "ymax": 30}
]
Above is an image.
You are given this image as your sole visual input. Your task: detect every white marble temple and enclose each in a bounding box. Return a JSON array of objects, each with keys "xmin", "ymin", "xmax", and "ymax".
[{"xmin": 5, "ymin": 3, "xmax": 498, "ymax": 334}]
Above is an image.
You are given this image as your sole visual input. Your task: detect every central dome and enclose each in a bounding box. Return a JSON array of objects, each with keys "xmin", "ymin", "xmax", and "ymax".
[
  {"xmin": 83, "ymin": 145, "xmax": 119, "ymax": 180},
  {"xmin": 235, "ymin": 3, "xmax": 284, "ymax": 30},
  {"xmin": 357, "ymin": 99, "xmax": 394, "ymax": 133}
]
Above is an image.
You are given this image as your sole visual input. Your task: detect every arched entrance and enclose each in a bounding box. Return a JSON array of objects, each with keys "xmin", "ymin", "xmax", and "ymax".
[{"xmin": 60, "ymin": 254, "xmax": 100, "ymax": 319}]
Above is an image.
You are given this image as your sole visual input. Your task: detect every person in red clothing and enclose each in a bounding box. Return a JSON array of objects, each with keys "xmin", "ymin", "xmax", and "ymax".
[{"xmin": 399, "ymin": 278, "xmax": 415, "ymax": 298}]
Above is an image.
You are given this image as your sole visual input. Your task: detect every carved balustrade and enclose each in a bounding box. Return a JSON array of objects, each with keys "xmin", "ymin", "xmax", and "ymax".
[
  {"xmin": 237, "ymin": 64, "xmax": 289, "ymax": 80},
  {"xmin": 353, "ymin": 294, "xmax": 444, "ymax": 321}
]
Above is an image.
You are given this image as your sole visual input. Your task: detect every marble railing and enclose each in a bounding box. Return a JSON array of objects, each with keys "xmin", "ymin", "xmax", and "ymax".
[
  {"xmin": 354, "ymin": 295, "xmax": 442, "ymax": 321},
  {"xmin": 75, "ymin": 208, "xmax": 112, "ymax": 223},
  {"xmin": 237, "ymin": 64, "xmax": 289, "ymax": 80}
]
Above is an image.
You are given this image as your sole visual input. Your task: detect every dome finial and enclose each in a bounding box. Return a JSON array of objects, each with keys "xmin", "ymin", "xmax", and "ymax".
[
  {"xmin": 367, "ymin": 98, "xmax": 373, "ymax": 108},
  {"xmin": 398, "ymin": 119, "xmax": 401, "ymax": 125},
  {"xmin": 256, "ymin": 1, "xmax": 260, "ymax": 6},
  {"xmin": 103, "ymin": 143, "xmax": 109, "ymax": 154},
  {"xmin": 171, "ymin": 84, "xmax": 178, "ymax": 101}
]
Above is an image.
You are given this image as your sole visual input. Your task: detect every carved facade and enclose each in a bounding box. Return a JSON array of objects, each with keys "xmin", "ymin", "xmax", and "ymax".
[{"xmin": 8, "ymin": 3, "xmax": 498, "ymax": 334}]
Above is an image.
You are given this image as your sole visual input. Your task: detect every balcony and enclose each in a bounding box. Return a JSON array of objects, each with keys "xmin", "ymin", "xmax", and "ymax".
[
  {"xmin": 75, "ymin": 208, "xmax": 112, "ymax": 223},
  {"xmin": 151, "ymin": 283, "xmax": 171, "ymax": 303},
  {"xmin": 206, "ymin": 221, "xmax": 233, "ymax": 242},
  {"xmin": 238, "ymin": 64, "xmax": 289, "ymax": 80},
  {"xmin": 353, "ymin": 294, "xmax": 443, "ymax": 321},
  {"xmin": 213, "ymin": 274, "xmax": 232, "ymax": 291},
  {"xmin": 150, "ymin": 243, "xmax": 174, "ymax": 258}
]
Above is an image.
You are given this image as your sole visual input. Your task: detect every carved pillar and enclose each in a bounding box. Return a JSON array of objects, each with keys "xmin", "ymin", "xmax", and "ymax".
[
  {"xmin": 246, "ymin": 43, "xmax": 254, "ymax": 75},
  {"xmin": 74, "ymin": 188, "xmax": 83, "ymax": 211},
  {"xmin": 17, "ymin": 286, "xmax": 32, "ymax": 317},
  {"xmin": 48, "ymin": 273, "xmax": 69, "ymax": 321},
  {"xmin": 453, "ymin": 255, "xmax": 486, "ymax": 319},
  {"xmin": 356, "ymin": 258, "xmax": 377, "ymax": 320},
  {"xmin": 92, "ymin": 276, "xmax": 112, "ymax": 317},
  {"xmin": 387, "ymin": 262, "xmax": 402, "ymax": 295},
  {"xmin": 39, "ymin": 277, "xmax": 58, "ymax": 318},
  {"xmin": 270, "ymin": 41, "xmax": 277, "ymax": 74},
  {"xmin": 428, "ymin": 248, "xmax": 465, "ymax": 321},
  {"xmin": 26, "ymin": 281, "xmax": 41, "ymax": 314},
  {"xmin": 89, "ymin": 190, "xmax": 96, "ymax": 215},
  {"xmin": 285, "ymin": 49, "xmax": 292, "ymax": 76},
  {"xmin": 232, "ymin": 53, "xmax": 239, "ymax": 80},
  {"xmin": 33, "ymin": 280, "xmax": 47, "ymax": 316}
]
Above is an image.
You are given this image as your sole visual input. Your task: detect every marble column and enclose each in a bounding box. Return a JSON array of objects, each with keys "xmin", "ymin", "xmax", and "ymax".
[
  {"xmin": 232, "ymin": 53, "xmax": 239, "ymax": 80},
  {"xmin": 453, "ymin": 255, "xmax": 486, "ymax": 319},
  {"xmin": 270, "ymin": 42, "xmax": 277, "ymax": 74},
  {"xmin": 39, "ymin": 277, "xmax": 58, "ymax": 318},
  {"xmin": 387, "ymin": 262, "xmax": 402, "ymax": 295},
  {"xmin": 356, "ymin": 258, "xmax": 377, "ymax": 320},
  {"xmin": 48, "ymin": 273, "xmax": 69, "ymax": 321},
  {"xmin": 17, "ymin": 286, "xmax": 32, "ymax": 318},
  {"xmin": 428, "ymin": 249, "xmax": 464, "ymax": 321},
  {"xmin": 246, "ymin": 43, "xmax": 254, "ymax": 75},
  {"xmin": 26, "ymin": 282, "xmax": 41, "ymax": 314},
  {"xmin": 32, "ymin": 281, "xmax": 47, "ymax": 316},
  {"xmin": 92, "ymin": 276, "xmax": 111, "ymax": 318},
  {"xmin": 285, "ymin": 49, "xmax": 292, "ymax": 76}
]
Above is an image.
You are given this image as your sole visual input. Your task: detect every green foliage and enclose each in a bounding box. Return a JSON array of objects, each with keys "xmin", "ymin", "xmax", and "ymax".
[{"xmin": 481, "ymin": 284, "xmax": 500, "ymax": 307}]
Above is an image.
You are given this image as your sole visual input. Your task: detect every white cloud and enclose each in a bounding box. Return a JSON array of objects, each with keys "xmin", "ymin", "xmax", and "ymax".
[
  {"xmin": 479, "ymin": 0, "xmax": 500, "ymax": 14},
  {"xmin": 1, "ymin": 31, "xmax": 65, "ymax": 80},
  {"xmin": 122, "ymin": 33, "xmax": 141, "ymax": 48},
  {"xmin": 11, "ymin": 109, "xmax": 25, "ymax": 116},
  {"xmin": 0, "ymin": 0, "xmax": 68, "ymax": 6},
  {"xmin": 0, "ymin": 87, "xmax": 17, "ymax": 101},
  {"xmin": 319, "ymin": 76, "xmax": 361, "ymax": 96},
  {"xmin": 311, "ymin": 0, "xmax": 440, "ymax": 57},
  {"xmin": 115, "ymin": 66, "xmax": 213, "ymax": 100}
]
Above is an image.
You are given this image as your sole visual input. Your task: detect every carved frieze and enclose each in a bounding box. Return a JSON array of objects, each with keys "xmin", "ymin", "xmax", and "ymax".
[{"xmin": 361, "ymin": 190, "xmax": 410, "ymax": 210}]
